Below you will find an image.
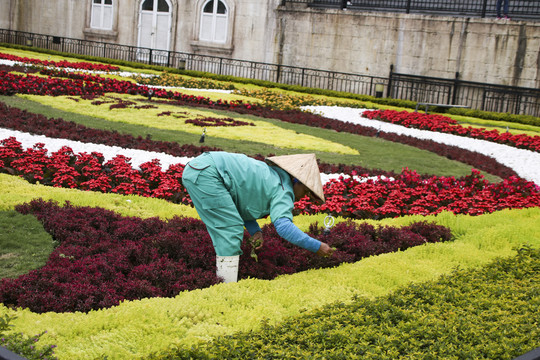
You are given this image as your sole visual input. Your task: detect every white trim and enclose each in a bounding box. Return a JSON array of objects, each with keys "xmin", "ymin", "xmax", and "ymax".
[
  {"xmin": 90, "ymin": 0, "xmax": 114, "ymax": 30},
  {"xmin": 192, "ymin": 0, "xmax": 235, "ymax": 55}
]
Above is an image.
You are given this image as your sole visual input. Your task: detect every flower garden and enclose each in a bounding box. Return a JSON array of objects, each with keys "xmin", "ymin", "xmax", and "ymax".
[{"xmin": 0, "ymin": 47, "xmax": 539, "ymax": 359}]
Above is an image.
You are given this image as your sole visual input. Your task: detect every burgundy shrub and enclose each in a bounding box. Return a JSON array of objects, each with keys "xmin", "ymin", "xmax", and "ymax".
[{"xmin": 0, "ymin": 200, "xmax": 453, "ymax": 313}]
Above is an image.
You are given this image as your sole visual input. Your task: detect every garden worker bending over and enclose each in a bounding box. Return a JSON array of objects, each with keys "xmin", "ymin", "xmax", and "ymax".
[{"xmin": 182, "ymin": 151, "xmax": 334, "ymax": 283}]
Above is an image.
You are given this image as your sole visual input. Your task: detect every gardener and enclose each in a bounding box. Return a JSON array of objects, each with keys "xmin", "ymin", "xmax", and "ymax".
[{"xmin": 182, "ymin": 151, "xmax": 334, "ymax": 283}]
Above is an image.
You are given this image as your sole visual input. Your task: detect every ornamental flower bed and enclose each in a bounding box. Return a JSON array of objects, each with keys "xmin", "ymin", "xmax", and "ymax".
[
  {"xmin": 363, "ymin": 109, "xmax": 540, "ymax": 152},
  {"xmin": 297, "ymin": 168, "xmax": 540, "ymax": 218},
  {"xmin": 0, "ymin": 199, "xmax": 453, "ymax": 313},
  {"xmin": 0, "ymin": 100, "xmax": 398, "ymax": 179},
  {"xmin": 132, "ymin": 71, "xmax": 236, "ymax": 90},
  {"xmin": 0, "ymin": 52, "xmax": 539, "ymax": 360},
  {"xmin": 1, "ymin": 136, "xmax": 539, "ymax": 219},
  {"xmin": 0, "ymin": 63, "xmax": 530, "ymax": 179},
  {"xmin": 0, "ymin": 52, "xmax": 120, "ymax": 72}
]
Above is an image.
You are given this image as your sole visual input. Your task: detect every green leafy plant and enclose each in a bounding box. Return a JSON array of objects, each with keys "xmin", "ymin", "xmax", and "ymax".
[{"xmin": 0, "ymin": 314, "xmax": 57, "ymax": 360}]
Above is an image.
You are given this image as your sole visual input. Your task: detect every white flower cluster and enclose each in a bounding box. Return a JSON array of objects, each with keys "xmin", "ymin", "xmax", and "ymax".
[{"xmin": 304, "ymin": 106, "xmax": 540, "ymax": 185}]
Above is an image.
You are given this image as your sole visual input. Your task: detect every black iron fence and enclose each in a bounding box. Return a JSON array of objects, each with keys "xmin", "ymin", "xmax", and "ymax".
[
  {"xmin": 389, "ymin": 70, "xmax": 540, "ymax": 116},
  {"xmin": 284, "ymin": 0, "xmax": 540, "ymax": 21},
  {"xmin": 1, "ymin": 29, "xmax": 539, "ymax": 117}
]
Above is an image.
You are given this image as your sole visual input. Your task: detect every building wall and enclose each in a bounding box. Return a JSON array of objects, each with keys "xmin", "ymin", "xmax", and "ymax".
[
  {"xmin": 275, "ymin": 6, "xmax": 540, "ymax": 88},
  {"xmin": 1, "ymin": 1, "xmax": 538, "ymax": 89}
]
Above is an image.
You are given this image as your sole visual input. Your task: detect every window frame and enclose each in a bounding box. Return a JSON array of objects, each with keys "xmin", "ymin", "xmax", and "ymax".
[
  {"xmin": 84, "ymin": 0, "xmax": 119, "ymax": 40},
  {"xmin": 90, "ymin": 0, "xmax": 114, "ymax": 30},
  {"xmin": 199, "ymin": 0, "xmax": 228, "ymax": 43},
  {"xmin": 192, "ymin": 0, "xmax": 234, "ymax": 55}
]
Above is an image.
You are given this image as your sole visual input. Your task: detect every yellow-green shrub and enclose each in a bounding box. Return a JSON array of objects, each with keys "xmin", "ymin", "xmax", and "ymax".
[{"xmin": 0, "ymin": 174, "xmax": 197, "ymax": 219}]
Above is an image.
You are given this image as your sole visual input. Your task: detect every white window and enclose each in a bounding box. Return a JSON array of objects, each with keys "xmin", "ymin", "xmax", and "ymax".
[
  {"xmin": 199, "ymin": 0, "xmax": 228, "ymax": 43},
  {"xmin": 91, "ymin": 0, "xmax": 113, "ymax": 30},
  {"xmin": 138, "ymin": 0, "xmax": 172, "ymax": 52}
]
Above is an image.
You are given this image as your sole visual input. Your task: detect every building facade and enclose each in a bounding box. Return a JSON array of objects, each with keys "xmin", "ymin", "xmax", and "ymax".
[{"xmin": 1, "ymin": 0, "xmax": 539, "ymax": 89}]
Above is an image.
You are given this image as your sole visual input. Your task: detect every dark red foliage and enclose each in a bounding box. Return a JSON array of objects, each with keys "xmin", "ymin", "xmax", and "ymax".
[
  {"xmin": 185, "ymin": 117, "xmax": 255, "ymax": 127},
  {"xmin": 4, "ymin": 199, "xmax": 219, "ymax": 313},
  {"xmin": 0, "ymin": 199, "xmax": 453, "ymax": 313}
]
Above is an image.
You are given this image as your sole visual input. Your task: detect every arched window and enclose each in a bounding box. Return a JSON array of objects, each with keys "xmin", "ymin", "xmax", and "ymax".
[
  {"xmin": 91, "ymin": 0, "xmax": 113, "ymax": 30},
  {"xmin": 199, "ymin": 0, "xmax": 228, "ymax": 43},
  {"xmin": 138, "ymin": 0, "xmax": 172, "ymax": 57},
  {"xmin": 141, "ymin": 0, "xmax": 170, "ymax": 12}
]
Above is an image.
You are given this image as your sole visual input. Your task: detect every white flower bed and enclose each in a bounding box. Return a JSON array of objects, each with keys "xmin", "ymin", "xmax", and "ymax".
[{"xmin": 304, "ymin": 106, "xmax": 540, "ymax": 185}]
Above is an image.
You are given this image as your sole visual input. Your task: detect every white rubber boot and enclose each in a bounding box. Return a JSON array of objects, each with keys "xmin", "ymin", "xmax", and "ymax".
[{"xmin": 216, "ymin": 255, "xmax": 239, "ymax": 283}]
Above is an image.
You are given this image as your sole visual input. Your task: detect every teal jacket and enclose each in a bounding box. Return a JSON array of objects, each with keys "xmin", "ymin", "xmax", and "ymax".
[
  {"xmin": 210, "ymin": 152, "xmax": 294, "ymax": 223},
  {"xmin": 208, "ymin": 152, "xmax": 321, "ymax": 253}
]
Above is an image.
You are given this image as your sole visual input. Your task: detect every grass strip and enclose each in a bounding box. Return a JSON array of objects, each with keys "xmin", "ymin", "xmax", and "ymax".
[{"xmin": 0, "ymin": 210, "xmax": 54, "ymax": 279}]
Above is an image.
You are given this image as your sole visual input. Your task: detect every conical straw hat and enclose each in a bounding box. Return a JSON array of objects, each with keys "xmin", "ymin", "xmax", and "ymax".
[{"xmin": 266, "ymin": 153, "xmax": 325, "ymax": 203}]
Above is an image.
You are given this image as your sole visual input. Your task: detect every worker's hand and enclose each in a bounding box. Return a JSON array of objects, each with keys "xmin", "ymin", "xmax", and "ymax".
[
  {"xmin": 250, "ymin": 231, "xmax": 264, "ymax": 250},
  {"xmin": 316, "ymin": 242, "xmax": 334, "ymax": 257}
]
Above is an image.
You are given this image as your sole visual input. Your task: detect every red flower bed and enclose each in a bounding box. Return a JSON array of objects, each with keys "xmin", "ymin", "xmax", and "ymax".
[
  {"xmin": 295, "ymin": 168, "xmax": 540, "ymax": 218},
  {"xmin": 0, "ymin": 52, "xmax": 120, "ymax": 72},
  {"xmin": 0, "ymin": 199, "xmax": 453, "ymax": 313},
  {"xmin": 363, "ymin": 109, "xmax": 540, "ymax": 152},
  {"xmin": 0, "ymin": 137, "xmax": 191, "ymax": 202},
  {"xmin": 0, "ymin": 71, "xmax": 139, "ymax": 97},
  {"xmin": 1, "ymin": 137, "xmax": 539, "ymax": 219}
]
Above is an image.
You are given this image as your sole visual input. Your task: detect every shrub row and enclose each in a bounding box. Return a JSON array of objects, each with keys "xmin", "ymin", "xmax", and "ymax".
[
  {"xmin": 148, "ymin": 246, "xmax": 540, "ymax": 360},
  {"xmin": 0, "ymin": 199, "xmax": 453, "ymax": 313},
  {"xmin": 0, "ymin": 314, "xmax": 57, "ymax": 360}
]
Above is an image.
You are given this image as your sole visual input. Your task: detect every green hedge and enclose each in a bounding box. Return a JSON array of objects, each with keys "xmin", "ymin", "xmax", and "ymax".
[{"xmin": 151, "ymin": 246, "xmax": 540, "ymax": 360}]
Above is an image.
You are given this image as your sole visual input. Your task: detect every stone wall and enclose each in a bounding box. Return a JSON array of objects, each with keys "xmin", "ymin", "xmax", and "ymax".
[
  {"xmin": 1, "ymin": 0, "xmax": 538, "ymax": 89},
  {"xmin": 275, "ymin": 6, "xmax": 540, "ymax": 88}
]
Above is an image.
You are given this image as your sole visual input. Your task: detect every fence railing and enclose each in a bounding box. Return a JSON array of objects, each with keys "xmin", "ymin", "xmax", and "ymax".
[
  {"xmin": 1, "ymin": 28, "xmax": 539, "ymax": 117},
  {"xmin": 283, "ymin": 0, "xmax": 540, "ymax": 20},
  {"xmin": 389, "ymin": 71, "xmax": 540, "ymax": 117}
]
